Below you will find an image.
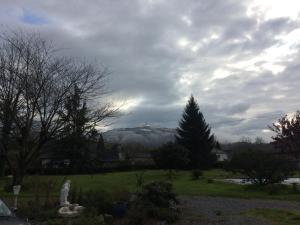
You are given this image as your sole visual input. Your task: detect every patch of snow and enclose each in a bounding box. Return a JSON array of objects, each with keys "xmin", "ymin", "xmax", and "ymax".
[
  {"xmin": 103, "ymin": 126, "xmax": 176, "ymax": 147},
  {"xmin": 222, "ymin": 178, "xmax": 300, "ymax": 185}
]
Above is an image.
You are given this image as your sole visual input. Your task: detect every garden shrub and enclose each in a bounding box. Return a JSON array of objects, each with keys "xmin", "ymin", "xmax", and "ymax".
[
  {"xmin": 81, "ymin": 189, "xmax": 113, "ymax": 215},
  {"xmin": 151, "ymin": 143, "xmax": 190, "ymax": 177},
  {"xmin": 112, "ymin": 188, "xmax": 131, "ymax": 203},
  {"xmin": 246, "ymin": 183, "xmax": 288, "ymax": 195},
  {"xmin": 103, "ymin": 214, "xmax": 114, "ymax": 225},
  {"xmin": 68, "ymin": 183, "xmax": 84, "ymax": 204},
  {"xmin": 229, "ymin": 149, "xmax": 295, "ymax": 185},
  {"xmin": 110, "ymin": 188, "xmax": 130, "ymax": 218},
  {"xmin": 70, "ymin": 183, "xmax": 78, "ymax": 203},
  {"xmin": 128, "ymin": 204, "xmax": 147, "ymax": 225},
  {"xmin": 72, "ymin": 214, "xmax": 106, "ymax": 225},
  {"xmin": 44, "ymin": 218, "xmax": 66, "ymax": 225},
  {"xmin": 292, "ymin": 183, "xmax": 299, "ymax": 194},
  {"xmin": 139, "ymin": 181, "xmax": 178, "ymax": 207},
  {"xmin": 24, "ymin": 176, "xmax": 59, "ymax": 193},
  {"xmin": 206, "ymin": 178, "xmax": 214, "ymax": 183},
  {"xmin": 77, "ymin": 188, "xmax": 83, "ymax": 204},
  {"xmin": 16, "ymin": 179, "xmax": 59, "ymax": 221},
  {"xmin": 191, "ymin": 169, "xmax": 203, "ymax": 180},
  {"xmin": 18, "ymin": 199, "xmax": 58, "ymax": 221},
  {"xmin": 266, "ymin": 184, "xmax": 285, "ymax": 195},
  {"xmin": 135, "ymin": 171, "xmax": 146, "ymax": 192},
  {"xmin": 129, "ymin": 181, "xmax": 180, "ymax": 224},
  {"xmin": 148, "ymin": 206, "xmax": 180, "ymax": 223},
  {"xmin": 3, "ymin": 180, "xmax": 12, "ymax": 192}
]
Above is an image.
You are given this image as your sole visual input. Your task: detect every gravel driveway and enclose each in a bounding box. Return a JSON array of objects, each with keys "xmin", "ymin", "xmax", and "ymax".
[{"xmin": 175, "ymin": 196, "xmax": 300, "ymax": 225}]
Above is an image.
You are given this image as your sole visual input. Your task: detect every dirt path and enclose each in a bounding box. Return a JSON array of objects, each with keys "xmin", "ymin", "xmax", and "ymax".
[{"xmin": 175, "ymin": 196, "xmax": 300, "ymax": 225}]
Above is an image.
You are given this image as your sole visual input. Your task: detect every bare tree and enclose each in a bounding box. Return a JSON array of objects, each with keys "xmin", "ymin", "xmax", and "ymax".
[{"xmin": 0, "ymin": 31, "xmax": 116, "ymax": 185}]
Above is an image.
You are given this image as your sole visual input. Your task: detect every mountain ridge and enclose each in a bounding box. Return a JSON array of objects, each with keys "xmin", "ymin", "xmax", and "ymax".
[{"xmin": 103, "ymin": 126, "xmax": 177, "ymax": 147}]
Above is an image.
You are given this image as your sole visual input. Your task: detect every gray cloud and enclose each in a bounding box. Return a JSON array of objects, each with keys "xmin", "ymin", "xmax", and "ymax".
[{"xmin": 1, "ymin": 0, "xmax": 300, "ymax": 141}]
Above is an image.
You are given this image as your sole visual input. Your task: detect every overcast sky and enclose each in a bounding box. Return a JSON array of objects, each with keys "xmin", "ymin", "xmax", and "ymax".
[{"xmin": 1, "ymin": 0, "xmax": 300, "ymax": 141}]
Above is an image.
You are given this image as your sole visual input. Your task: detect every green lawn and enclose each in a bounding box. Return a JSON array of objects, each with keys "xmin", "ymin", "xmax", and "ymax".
[{"xmin": 1, "ymin": 169, "xmax": 300, "ymax": 202}]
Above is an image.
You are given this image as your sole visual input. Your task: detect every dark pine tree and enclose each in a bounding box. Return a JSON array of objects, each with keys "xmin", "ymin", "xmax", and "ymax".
[
  {"xmin": 58, "ymin": 85, "xmax": 98, "ymax": 171},
  {"xmin": 176, "ymin": 95, "xmax": 217, "ymax": 169}
]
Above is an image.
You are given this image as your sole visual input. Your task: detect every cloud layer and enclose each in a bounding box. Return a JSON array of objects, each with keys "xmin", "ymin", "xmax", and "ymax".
[{"xmin": 1, "ymin": 0, "xmax": 300, "ymax": 141}]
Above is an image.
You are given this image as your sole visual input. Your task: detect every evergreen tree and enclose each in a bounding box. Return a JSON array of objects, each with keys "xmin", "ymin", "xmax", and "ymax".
[
  {"xmin": 176, "ymin": 95, "xmax": 217, "ymax": 169},
  {"xmin": 58, "ymin": 85, "xmax": 98, "ymax": 171},
  {"xmin": 96, "ymin": 132, "xmax": 106, "ymax": 163}
]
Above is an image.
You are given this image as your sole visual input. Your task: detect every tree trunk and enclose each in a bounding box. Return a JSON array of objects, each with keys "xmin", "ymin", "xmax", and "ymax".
[
  {"xmin": 12, "ymin": 169, "xmax": 25, "ymax": 186},
  {"xmin": 0, "ymin": 159, "xmax": 5, "ymax": 177},
  {"xmin": 298, "ymin": 160, "xmax": 300, "ymax": 180},
  {"xmin": 168, "ymin": 169, "xmax": 173, "ymax": 180}
]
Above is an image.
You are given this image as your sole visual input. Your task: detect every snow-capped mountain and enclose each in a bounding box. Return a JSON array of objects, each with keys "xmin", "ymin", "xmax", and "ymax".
[{"xmin": 103, "ymin": 126, "xmax": 176, "ymax": 147}]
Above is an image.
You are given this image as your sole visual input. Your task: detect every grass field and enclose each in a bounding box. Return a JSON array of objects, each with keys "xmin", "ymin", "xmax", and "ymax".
[{"xmin": 1, "ymin": 169, "xmax": 300, "ymax": 202}]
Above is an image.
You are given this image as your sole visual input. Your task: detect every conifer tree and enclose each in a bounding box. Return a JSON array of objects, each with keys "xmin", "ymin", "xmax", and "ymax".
[
  {"xmin": 58, "ymin": 85, "xmax": 98, "ymax": 170},
  {"xmin": 176, "ymin": 95, "xmax": 217, "ymax": 169}
]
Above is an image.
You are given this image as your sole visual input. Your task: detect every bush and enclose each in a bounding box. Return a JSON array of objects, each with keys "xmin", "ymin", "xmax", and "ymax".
[
  {"xmin": 44, "ymin": 218, "xmax": 66, "ymax": 225},
  {"xmin": 80, "ymin": 188, "xmax": 129, "ymax": 218},
  {"xmin": 112, "ymin": 188, "xmax": 131, "ymax": 203},
  {"xmin": 151, "ymin": 143, "xmax": 190, "ymax": 177},
  {"xmin": 72, "ymin": 214, "xmax": 106, "ymax": 225},
  {"xmin": 245, "ymin": 183, "xmax": 288, "ymax": 195},
  {"xmin": 135, "ymin": 171, "xmax": 146, "ymax": 192},
  {"xmin": 207, "ymin": 178, "xmax": 214, "ymax": 184},
  {"xmin": 292, "ymin": 183, "xmax": 299, "ymax": 194},
  {"xmin": 128, "ymin": 205, "xmax": 147, "ymax": 225},
  {"xmin": 140, "ymin": 181, "xmax": 178, "ymax": 207},
  {"xmin": 191, "ymin": 170, "xmax": 203, "ymax": 180},
  {"xmin": 3, "ymin": 181, "xmax": 12, "ymax": 192},
  {"xmin": 18, "ymin": 199, "xmax": 58, "ymax": 222},
  {"xmin": 16, "ymin": 178, "xmax": 59, "ymax": 221},
  {"xmin": 128, "ymin": 181, "xmax": 180, "ymax": 224},
  {"xmin": 266, "ymin": 184, "xmax": 285, "ymax": 195},
  {"xmin": 81, "ymin": 190, "xmax": 113, "ymax": 215},
  {"xmin": 111, "ymin": 188, "xmax": 130, "ymax": 218},
  {"xmin": 229, "ymin": 149, "xmax": 295, "ymax": 185}
]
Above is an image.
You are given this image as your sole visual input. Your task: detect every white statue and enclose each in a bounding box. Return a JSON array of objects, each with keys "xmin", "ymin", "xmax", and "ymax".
[
  {"xmin": 60, "ymin": 180, "xmax": 71, "ymax": 206},
  {"xmin": 58, "ymin": 179, "xmax": 85, "ymax": 218}
]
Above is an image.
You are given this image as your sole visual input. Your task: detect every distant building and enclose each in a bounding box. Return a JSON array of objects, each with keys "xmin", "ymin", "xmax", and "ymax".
[
  {"xmin": 212, "ymin": 142, "xmax": 229, "ymax": 162},
  {"xmin": 213, "ymin": 149, "xmax": 229, "ymax": 161}
]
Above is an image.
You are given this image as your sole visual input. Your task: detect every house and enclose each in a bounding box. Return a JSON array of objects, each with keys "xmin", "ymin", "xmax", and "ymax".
[
  {"xmin": 212, "ymin": 142, "xmax": 229, "ymax": 162},
  {"xmin": 213, "ymin": 149, "xmax": 229, "ymax": 161}
]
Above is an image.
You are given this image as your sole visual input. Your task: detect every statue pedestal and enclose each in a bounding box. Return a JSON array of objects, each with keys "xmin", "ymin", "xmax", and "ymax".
[{"xmin": 58, "ymin": 204, "xmax": 85, "ymax": 218}]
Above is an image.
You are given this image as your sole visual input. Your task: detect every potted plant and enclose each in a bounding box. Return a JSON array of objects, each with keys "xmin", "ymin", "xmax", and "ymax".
[{"xmin": 112, "ymin": 189, "xmax": 130, "ymax": 218}]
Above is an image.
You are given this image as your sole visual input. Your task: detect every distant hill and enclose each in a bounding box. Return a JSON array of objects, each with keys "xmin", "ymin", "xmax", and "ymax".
[{"xmin": 103, "ymin": 126, "xmax": 176, "ymax": 147}]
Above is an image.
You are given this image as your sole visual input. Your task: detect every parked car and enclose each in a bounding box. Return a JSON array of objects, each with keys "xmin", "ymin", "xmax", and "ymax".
[{"xmin": 0, "ymin": 199, "xmax": 30, "ymax": 225}]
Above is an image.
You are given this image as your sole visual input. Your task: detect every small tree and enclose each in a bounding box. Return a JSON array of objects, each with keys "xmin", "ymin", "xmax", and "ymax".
[
  {"xmin": 270, "ymin": 111, "xmax": 300, "ymax": 175},
  {"xmin": 57, "ymin": 85, "xmax": 101, "ymax": 172},
  {"xmin": 176, "ymin": 95, "xmax": 217, "ymax": 169},
  {"xmin": 151, "ymin": 142, "xmax": 190, "ymax": 178},
  {"xmin": 229, "ymin": 149, "xmax": 295, "ymax": 185}
]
